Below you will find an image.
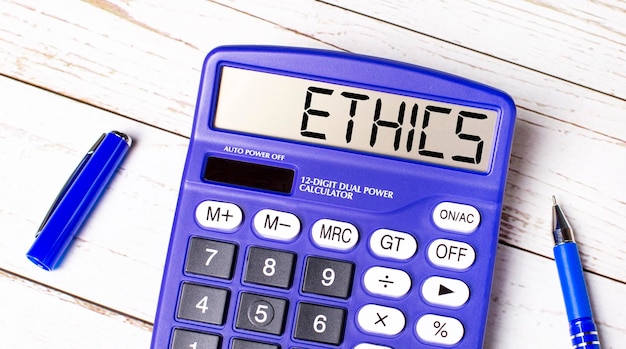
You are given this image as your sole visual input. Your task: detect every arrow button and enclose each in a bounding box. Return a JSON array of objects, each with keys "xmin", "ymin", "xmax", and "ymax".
[
  {"xmin": 438, "ymin": 284, "xmax": 454, "ymax": 296},
  {"xmin": 422, "ymin": 276, "xmax": 469, "ymax": 308}
]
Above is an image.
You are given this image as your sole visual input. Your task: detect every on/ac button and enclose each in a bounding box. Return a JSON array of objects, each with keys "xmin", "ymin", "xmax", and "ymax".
[{"xmin": 432, "ymin": 202, "xmax": 480, "ymax": 234}]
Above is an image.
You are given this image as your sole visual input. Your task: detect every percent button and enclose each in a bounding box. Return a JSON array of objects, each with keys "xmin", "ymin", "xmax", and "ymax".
[{"xmin": 415, "ymin": 314, "xmax": 464, "ymax": 346}]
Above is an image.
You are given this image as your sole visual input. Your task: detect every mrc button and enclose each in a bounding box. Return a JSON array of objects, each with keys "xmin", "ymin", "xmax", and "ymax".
[
  {"xmin": 311, "ymin": 219, "xmax": 359, "ymax": 251},
  {"xmin": 432, "ymin": 202, "xmax": 480, "ymax": 233}
]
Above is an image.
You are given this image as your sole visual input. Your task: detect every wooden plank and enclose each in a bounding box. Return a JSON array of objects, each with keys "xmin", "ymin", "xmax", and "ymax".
[
  {"xmin": 324, "ymin": 0, "xmax": 626, "ymax": 100},
  {"xmin": 0, "ymin": 74, "xmax": 188, "ymax": 322},
  {"xmin": 0, "ymin": 270, "xmax": 152, "ymax": 347},
  {"xmin": 486, "ymin": 244, "xmax": 626, "ymax": 348}
]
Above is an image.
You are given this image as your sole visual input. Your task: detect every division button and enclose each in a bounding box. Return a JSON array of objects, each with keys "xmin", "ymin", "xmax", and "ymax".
[
  {"xmin": 357, "ymin": 304, "xmax": 405, "ymax": 336},
  {"xmin": 432, "ymin": 202, "xmax": 480, "ymax": 233},
  {"xmin": 363, "ymin": 266, "xmax": 411, "ymax": 298},
  {"xmin": 427, "ymin": 239, "xmax": 476, "ymax": 270},
  {"xmin": 253, "ymin": 209, "xmax": 301, "ymax": 242},
  {"xmin": 311, "ymin": 219, "xmax": 359, "ymax": 251},
  {"xmin": 415, "ymin": 314, "xmax": 464, "ymax": 346},
  {"xmin": 195, "ymin": 200, "xmax": 243, "ymax": 232},
  {"xmin": 369, "ymin": 229, "xmax": 417, "ymax": 261},
  {"xmin": 421, "ymin": 276, "xmax": 470, "ymax": 308}
]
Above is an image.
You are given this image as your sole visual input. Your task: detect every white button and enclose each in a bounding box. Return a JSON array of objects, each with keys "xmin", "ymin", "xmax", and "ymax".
[
  {"xmin": 432, "ymin": 202, "xmax": 480, "ymax": 233},
  {"xmin": 253, "ymin": 209, "xmax": 301, "ymax": 241},
  {"xmin": 353, "ymin": 344, "xmax": 392, "ymax": 349},
  {"xmin": 311, "ymin": 219, "xmax": 359, "ymax": 251},
  {"xmin": 422, "ymin": 276, "xmax": 470, "ymax": 308},
  {"xmin": 369, "ymin": 229, "xmax": 417, "ymax": 261},
  {"xmin": 363, "ymin": 267, "xmax": 411, "ymax": 298},
  {"xmin": 427, "ymin": 239, "xmax": 475, "ymax": 270},
  {"xmin": 416, "ymin": 314, "xmax": 464, "ymax": 345},
  {"xmin": 357, "ymin": 304, "xmax": 405, "ymax": 336},
  {"xmin": 195, "ymin": 200, "xmax": 243, "ymax": 232}
]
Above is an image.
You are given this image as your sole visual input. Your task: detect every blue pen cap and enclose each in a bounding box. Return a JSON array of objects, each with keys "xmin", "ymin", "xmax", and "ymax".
[{"xmin": 26, "ymin": 131, "xmax": 131, "ymax": 270}]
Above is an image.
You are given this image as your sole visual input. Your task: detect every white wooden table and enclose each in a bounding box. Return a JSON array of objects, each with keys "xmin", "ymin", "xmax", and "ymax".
[{"xmin": 1, "ymin": 1, "xmax": 624, "ymax": 348}]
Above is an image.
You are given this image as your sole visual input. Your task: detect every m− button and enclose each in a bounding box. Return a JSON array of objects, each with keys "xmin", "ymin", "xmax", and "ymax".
[{"xmin": 253, "ymin": 209, "xmax": 301, "ymax": 242}]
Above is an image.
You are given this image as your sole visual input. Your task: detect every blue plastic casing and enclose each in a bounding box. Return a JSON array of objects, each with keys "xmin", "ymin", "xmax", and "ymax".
[{"xmin": 151, "ymin": 46, "xmax": 516, "ymax": 348}]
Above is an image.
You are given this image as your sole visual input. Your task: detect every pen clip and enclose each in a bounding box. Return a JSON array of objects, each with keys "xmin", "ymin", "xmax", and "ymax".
[{"xmin": 36, "ymin": 133, "xmax": 106, "ymax": 237}]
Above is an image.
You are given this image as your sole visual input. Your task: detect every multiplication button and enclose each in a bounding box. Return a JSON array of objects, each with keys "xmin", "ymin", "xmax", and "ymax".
[
  {"xmin": 415, "ymin": 314, "xmax": 464, "ymax": 345},
  {"xmin": 357, "ymin": 304, "xmax": 405, "ymax": 336}
]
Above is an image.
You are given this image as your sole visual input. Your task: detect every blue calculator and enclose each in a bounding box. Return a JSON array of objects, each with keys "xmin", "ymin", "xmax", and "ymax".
[{"xmin": 151, "ymin": 46, "xmax": 516, "ymax": 349}]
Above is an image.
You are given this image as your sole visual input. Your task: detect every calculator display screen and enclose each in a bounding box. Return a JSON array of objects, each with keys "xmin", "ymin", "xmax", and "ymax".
[{"xmin": 214, "ymin": 67, "xmax": 499, "ymax": 172}]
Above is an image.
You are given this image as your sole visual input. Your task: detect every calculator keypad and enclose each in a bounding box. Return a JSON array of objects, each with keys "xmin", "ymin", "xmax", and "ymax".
[{"xmin": 173, "ymin": 200, "xmax": 480, "ymax": 348}]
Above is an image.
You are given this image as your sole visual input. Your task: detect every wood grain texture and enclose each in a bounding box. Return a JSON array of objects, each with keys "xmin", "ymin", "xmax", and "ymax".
[
  {"xmin": 0, "ymin": 0, "xmax": 624, "ymax": 347},
  {"xmin": 324, "ymin": 0, "xmax": 626, "ymax": 99}
]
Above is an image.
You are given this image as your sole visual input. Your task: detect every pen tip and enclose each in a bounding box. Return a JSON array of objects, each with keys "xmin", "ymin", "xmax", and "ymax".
[{"xmin": 552, "ymin": 195, "xmax": 557, "ymax": 206}]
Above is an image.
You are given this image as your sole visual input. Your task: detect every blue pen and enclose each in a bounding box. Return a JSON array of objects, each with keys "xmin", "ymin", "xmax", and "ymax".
[
  {"xmin": 552, "ymin": 196, "xmax": 601, "ymax": 349},
  {"xmin": 26, "ymin": 131, "xmax": 132, "ymax": 270}
]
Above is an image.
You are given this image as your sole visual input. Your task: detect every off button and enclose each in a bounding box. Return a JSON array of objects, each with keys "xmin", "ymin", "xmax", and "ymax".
[
  {"xmin": 432, "ymin": 202, "xmax": 480, "ymax": 234},
  {"xmin": 427, "ymin": 239, "xmax": 475, "ymax": 271}
]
